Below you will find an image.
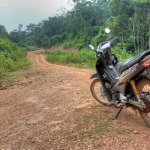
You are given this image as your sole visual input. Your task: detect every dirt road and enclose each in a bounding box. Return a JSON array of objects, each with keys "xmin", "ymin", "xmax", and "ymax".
[{"xmin": 0, "ymin": 50, "xmax": 150, "ymax": 150}]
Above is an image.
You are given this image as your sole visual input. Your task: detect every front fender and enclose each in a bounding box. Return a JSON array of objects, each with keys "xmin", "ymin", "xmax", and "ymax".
[{"xmin": 90, "ymin": 72, "xmax": 98, "ymax": 79}]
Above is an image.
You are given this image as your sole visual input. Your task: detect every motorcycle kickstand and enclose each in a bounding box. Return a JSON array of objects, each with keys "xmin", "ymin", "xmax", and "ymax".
[{"xmin": 112, "ymin": 105, "xmax": 124, "ymax": 120}]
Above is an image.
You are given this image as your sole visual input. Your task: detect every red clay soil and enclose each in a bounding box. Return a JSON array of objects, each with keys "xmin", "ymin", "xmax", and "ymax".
[{"xmin": 0, "ymin": 49, "xmax": 150, "ymax": 150}]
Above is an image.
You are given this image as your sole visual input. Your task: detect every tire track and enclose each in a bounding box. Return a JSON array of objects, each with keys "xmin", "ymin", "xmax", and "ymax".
[{"xmin": 32, "ymin": 53, "xmax": 93, "ymax": 79}]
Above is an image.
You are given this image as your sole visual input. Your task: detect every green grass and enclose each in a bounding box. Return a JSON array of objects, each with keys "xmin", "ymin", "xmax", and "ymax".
[
  {"xmin": 101, "ymin": 110, "xmax": 111, "ymax": 115},
  {"xmin": 46, "ymin": 47, "xmax": 134, "ymax": 69},
  {"xmin": 90, "ymin": 105, "xmax": 101, "ymax": 109},
  {"xmin": 74, "ymin": 106, "xmax": 129, "ymax": 140},
  {"xmin": 82, "ymin": 114, "xmax": 98, "ymax": 121},
  {"xmin": 0, "ymin": 38, "xmax": 31, "ymax": 83},
  {"xmin": 47, "ymin": 49, "xmax": 96, "ymax": 69},
  {"xmin": 94, "ymin": 122, "xmax": 111, "ymax": 132},
  {"xmin": 77, "ymin": 115, "xmax": 128, "ymax": 140},
  {"xmin": 111, "ymin": 43, "xmax": 134, "ymax": 62}
]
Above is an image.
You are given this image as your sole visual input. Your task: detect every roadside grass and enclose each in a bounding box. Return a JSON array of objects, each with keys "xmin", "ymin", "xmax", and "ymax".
[
  {"xmin": 0, "ymin": 57, "xmax": 31, "ymax": 85},
  {"xmin": 0, "ymin": 39, "xmax": 31, "ymax": 85},
  {"xmin": 0, "ymin": 66, "xmax": 33, "ymax": 89},
  {"xmin": 46, "ymin": 49, "xmax": 96, "ymax": 69},
  {"xmin": 72, "ymin": 105, "xmax": 130, "ymax": 141},
  {"xmin": 46, "ymin": 48, "xmax": 134, "ymax": 69}
]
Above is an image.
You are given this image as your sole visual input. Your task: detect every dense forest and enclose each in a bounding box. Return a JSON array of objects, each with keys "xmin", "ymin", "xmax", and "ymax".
[
  {"xmin": 2, "ymin": 0, "xmax": 148, "ymax": 52},
  {"xmin": 0, "ymin": 0, "xmax": 150, "ymax": 80}
]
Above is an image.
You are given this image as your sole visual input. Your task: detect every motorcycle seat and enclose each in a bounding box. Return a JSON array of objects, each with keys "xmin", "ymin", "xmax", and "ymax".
[{"xmin": 116, "ymin": 50, "xmax": 150, "ymax": 74}]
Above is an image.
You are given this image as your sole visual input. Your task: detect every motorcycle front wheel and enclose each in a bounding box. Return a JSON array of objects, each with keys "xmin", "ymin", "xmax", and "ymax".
[
  {"xmin": 90, "ymin": 79, "xmax": 112, "ymax": 106},
  {"xmin": 137, "ymin": 79, "xmax": 150, "ymax": 127}
]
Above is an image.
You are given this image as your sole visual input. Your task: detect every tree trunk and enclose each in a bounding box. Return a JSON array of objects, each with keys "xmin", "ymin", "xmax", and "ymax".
[{"xmin": 133, "ymin": 18, "xmax": 136, "ymax": 51}]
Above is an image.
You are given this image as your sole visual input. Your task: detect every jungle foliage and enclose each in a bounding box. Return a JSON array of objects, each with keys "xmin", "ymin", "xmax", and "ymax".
[
  {"xmin": 0, "ymin": 0, "xmax": 150, "ymax": 71},
  {"xmin": 12, "ymin": 0, "xmax": 149, "ymax": 53},
  {"xmin": 47, "ymin": 49, "xmax": 96, "ymax": 68},
  {"xmin": 0, "ymin": 38, "xmax": 30, "ymax": 81}
]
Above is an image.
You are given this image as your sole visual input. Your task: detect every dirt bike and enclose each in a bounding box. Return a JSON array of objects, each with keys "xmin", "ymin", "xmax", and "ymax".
[{"xmin": 89, "ymin": 31, "xmax": 150, "ymax": 127}]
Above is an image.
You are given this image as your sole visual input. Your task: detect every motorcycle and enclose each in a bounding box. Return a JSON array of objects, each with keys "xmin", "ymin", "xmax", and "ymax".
[{"xmin": 89, "ymin": 29, "xmax": 150, "ymax": 127}]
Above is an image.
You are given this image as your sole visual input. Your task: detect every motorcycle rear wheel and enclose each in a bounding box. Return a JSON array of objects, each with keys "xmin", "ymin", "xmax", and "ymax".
[
  {"xmin": 90, "ymin": 79, "xmax": 112, "ymax": 106},
  {"xmin": 137, "ymin": 79, "xmax": 150, "ymax": 127}
]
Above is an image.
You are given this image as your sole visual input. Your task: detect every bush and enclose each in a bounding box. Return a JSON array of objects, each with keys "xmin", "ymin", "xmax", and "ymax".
[
  {"xmin": 0, "ymin": 38, "xmax": 31, "ymax": 81},
  {"xmin": 111, "ymin": 43, "xmax": 133, "ymax": 62},
  {"xmin": 63, "ymin": 42, "xmax": 73, "ymax": 49},
  {"xmin": 91, "ymin": 27, "xmax": 107, "ymax": 47},
  {"xmin": 63, "ymin": 39, "xmax": 88, "ymax": 50},
  {"xmin": 46, "ymin": 46, "xmax": 134, "ymax": 69},
  {"xmin": 47, "ymin": 49, "xmax": 96, "ymax": 68},
  {"xmin": 48, "ymin": 33, "xmax": 67, "ymax": 48}
]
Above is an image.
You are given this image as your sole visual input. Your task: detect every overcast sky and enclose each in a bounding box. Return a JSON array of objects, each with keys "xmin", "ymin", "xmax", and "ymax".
[
  {"xmin": 0, "ymin": 0, "xmax": 73, "ymax": 16},
  {"xmin": 0, "ymin": 0, "xmax": 73, "ymax": 32}
]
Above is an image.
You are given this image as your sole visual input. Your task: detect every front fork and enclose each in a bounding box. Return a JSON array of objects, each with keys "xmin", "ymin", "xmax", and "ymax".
[{"xmin": 128, "ymin": 80, "xmax": 146, "ymax": 109}]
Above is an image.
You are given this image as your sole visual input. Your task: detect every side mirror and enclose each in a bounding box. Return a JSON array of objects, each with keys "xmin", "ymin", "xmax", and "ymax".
[
  {"xmin": 89, "ymin": 45, "xmax": 95, "ymax": 51},
  {"xmin": 105, "ymin": 28, "xmax": 110, "ymax": 34}
]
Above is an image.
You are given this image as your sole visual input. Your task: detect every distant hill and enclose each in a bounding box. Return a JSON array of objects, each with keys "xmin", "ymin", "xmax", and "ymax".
[{"xmin": 0, "ymin": 7, "xmax": 48, "ymax": 32}]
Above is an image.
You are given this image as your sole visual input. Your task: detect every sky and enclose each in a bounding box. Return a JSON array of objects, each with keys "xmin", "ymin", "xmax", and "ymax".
[{"xmin": 0, "ymin": 0, "xmax": 73, "ymax": 32}]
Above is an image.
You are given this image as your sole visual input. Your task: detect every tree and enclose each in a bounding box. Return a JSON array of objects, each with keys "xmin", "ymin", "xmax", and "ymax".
[
  {"xmin": 109, "ymin": 0, "xmax": 134, "ymax": 43},
  {"xmin": 15, "ymin": 0, "xmax": 149, "ymax": 51},
  {"xmin": 9, "ymin": 30, "xmax": 19, "ymax": 43},
  {"xmin": 132, "ymin": 0, "xmax": 150, "ymax": 50},
  {"xmin": 109, "ymin": 0, "xmax": 149, "ymax": 51},
  {"xmin": 0, "ymin": 25, "xmax": 8, "ymax": 39}
]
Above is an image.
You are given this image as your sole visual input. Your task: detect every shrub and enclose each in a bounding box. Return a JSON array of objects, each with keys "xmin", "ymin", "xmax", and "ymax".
[
  {"xmin": 63, "ymin": 42, "xmax": 73, "ymax": 49},
  {"xmin": 111, "ymin": 43, "xmax": 133, "ymax": 62},
  {"xmin": 47, "ymin": 46, "xmax": 134, "ymax": 69},
  {"xmin": 47, "ymin": 49, "xmax": 95, "ymax": 68},
  {"xmin": 0, "ymin": 38, "xmax": 31, "ymax": 81}
]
